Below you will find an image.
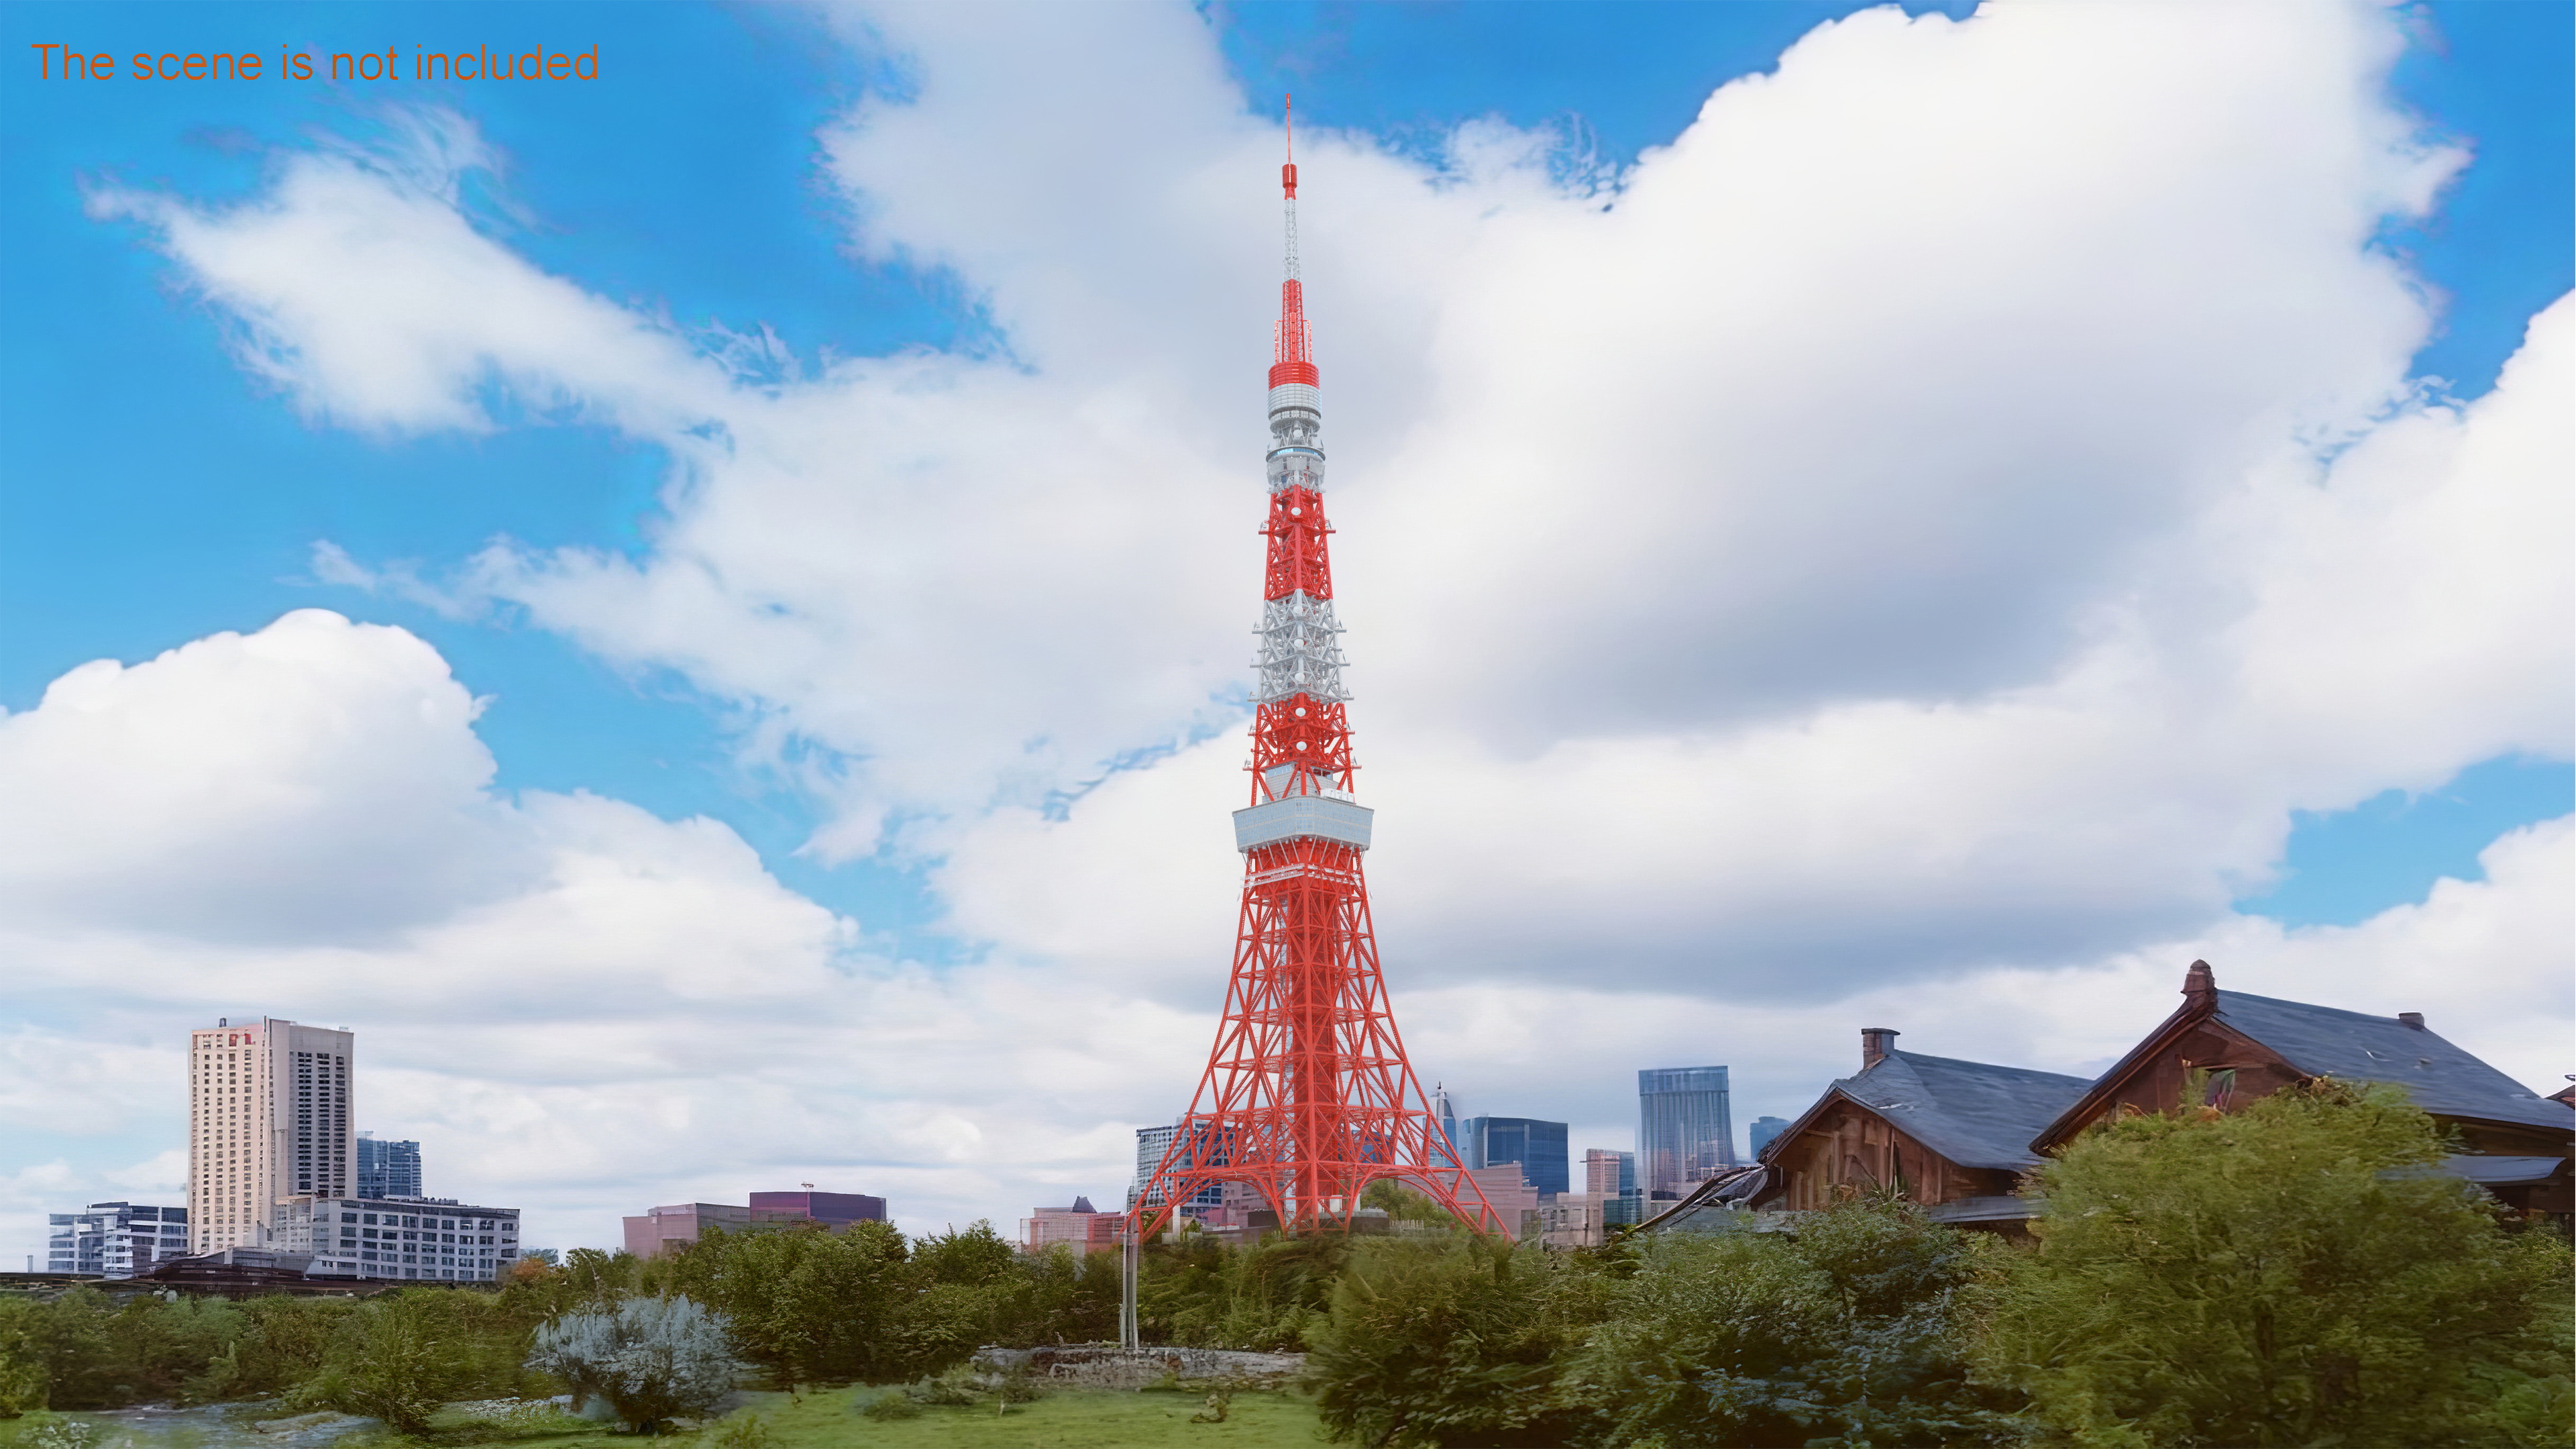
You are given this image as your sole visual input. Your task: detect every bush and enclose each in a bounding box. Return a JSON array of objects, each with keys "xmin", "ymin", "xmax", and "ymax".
[
  {"xmin": 659, "ymin": 1222, "xmax": 924, "ymax": 1386},
  {"xmin": 525, "ymin": 1297, "xmax": 742, "ymax": 1433},
  {"xmin": 857, "ymin": 1391, "xmax": 922, "ymax": 1421},
  {"xmin": 1974, "ymin": 1079, "xmax": 2576, "ymax": 1448},
  {"xmin": 1307, "ymin": 1236, "xmax": 1594, "ymax": 1448},
  {"xmin": 1558, "ymin": 1196, "xmax": 2019, "ymax": 1447}
]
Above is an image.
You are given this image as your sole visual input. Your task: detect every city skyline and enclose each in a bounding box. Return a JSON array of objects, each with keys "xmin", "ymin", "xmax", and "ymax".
[{"xmin": 3, "ymin": 1, "xmax": 2567, "ymax": 1264}]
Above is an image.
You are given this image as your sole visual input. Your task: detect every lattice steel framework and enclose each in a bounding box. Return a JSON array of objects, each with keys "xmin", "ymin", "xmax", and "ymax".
[{"xmin": 1133, "ymin": 102, "xmax": 1510, "ymax": 1241}]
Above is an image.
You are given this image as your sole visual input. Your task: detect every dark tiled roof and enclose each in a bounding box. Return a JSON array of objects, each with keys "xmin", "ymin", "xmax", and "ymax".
[
  {"xmin": 2440, "ymin": 1156, "xmax": 2567, "ymax": 1187},
  {"xmin": 1836, "ymin": 1051, "xmax": 2093, "ymax": 1171},
  {"xmin": 2213, "ymin": 991, "xmax": 2572, "ymax": 1132}
]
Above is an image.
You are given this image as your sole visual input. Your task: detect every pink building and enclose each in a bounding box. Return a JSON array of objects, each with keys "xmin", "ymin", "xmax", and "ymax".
[
  {"xmin": 622, "ymin": 1202, "xmax": 749, "ymax": 1258},
  {"xmin": 623, "ymin": 1188, "xmax": 887, "ymax": 1258},
  {"xmin": 1021, "ymin": 1196, "xmax": 1122, "ymax": 1255}
]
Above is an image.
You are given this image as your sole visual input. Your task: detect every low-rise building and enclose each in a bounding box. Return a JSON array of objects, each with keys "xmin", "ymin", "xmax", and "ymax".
[
  {"xmin": 1729, "ymin": 1028, "xmax": 2091, "ymax": 1234},
  {"xmin": 749, "ymin": 1189, "xmax": 887, "ymax": 1228},
  {"xmin": 46, "ymin": 1202, "xmax": 191, "ymax": 1279},
  {"xmin": 278, "ymin": 1195, "xmax": 521, "ymax": 1281},
  {"xmin": 623, "ymin": 1202, "xmax": 751, "ymax": 1258},
  {"xmin": 2031, "ymin": 961, "xmax": 2573, "ymax": 1216},
  {"xmin": 624, "ymin": 1189, "xmax": 890, "ymax": 1258},
  {"xmin": 1022, "ymin": 1195, "xmax": 1123, "ymax": 1254}
]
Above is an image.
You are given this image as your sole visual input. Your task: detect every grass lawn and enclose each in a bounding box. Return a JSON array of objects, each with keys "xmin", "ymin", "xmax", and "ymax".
[{"xmin": 489, "ymin": 1385, "xmax": 1326, "ymax": 1449}]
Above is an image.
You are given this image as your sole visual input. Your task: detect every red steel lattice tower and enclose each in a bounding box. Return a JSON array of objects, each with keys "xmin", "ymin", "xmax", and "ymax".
[{"xmin": 1132, "ymin": 105, "xmax": 1509, "ymax": 1241}]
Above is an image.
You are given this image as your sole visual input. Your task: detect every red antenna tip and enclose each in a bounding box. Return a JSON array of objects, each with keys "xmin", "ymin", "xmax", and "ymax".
[{"xmin": 1282, "ymin": 94, "xmax": 1298, "ymax": 199}]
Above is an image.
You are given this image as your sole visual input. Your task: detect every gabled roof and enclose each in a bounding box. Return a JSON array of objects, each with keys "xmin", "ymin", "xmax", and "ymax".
[
  {"xmin": 1764, "ymin": 1050, "xmax": 2092, "ymax": 1174},
  {"xmin": 2031, "ymin": 965, "xmax": 2576, "ymax": 1153},
  {"xmin": 2210, "ymin": 991, "xmax": 2570, "ymax": 1132}
]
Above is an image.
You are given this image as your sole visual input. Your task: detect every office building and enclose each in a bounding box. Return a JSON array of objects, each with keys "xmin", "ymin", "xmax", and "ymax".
[
  {"xmin": 189, "ymin": 1018, "xmax": 354, "ymax": 1254},
  {"xmin": 1428, "ymin": 1084, "xmax": 1463, "ymax": 1168},
  {"xmin": 1022, "ymin": 1195, "xmax": 1122, "ymax": 1254},
  {"xmin": 1131, "ymin": 1122, "xmax": 1224, "ymax": 1216},
  {"xmin": 46, "ymin": 1202, "xmax": 189, "ymax": 1279},
  {"xmin": 1749, "ymin": 1115, "xmax": 1792, "ymax": 1159},
  {"xmin": 749, "ymin": 1189, "xmax": 886, "ymax": 1227},
  {"xmin": 1638, "ymin": 1065, "xmax": 1735, "ymax": 1199},
  {"xmin": 1460, "ymin": 1116, "xmax": 1570, "ymax": 1197},
  {"xmin": 1463, "ymin": 1165, "xmax": 1543, "ymax": 1239},
  {"xmin": 1583, "ymin": 1148, "xmax": 1636, "ymax": 1197},
  {"xmin": 278, "ymin": 1195, "xmax": 520, "ymax": 1281},
  {"xmin": 623, "ymin": 1189, "xmax": 888, "ymax": 1258},
  {"xmin": 623, "ymin": 1203, "xmax": 749, "ymax": 1258},
  {"xmin": 356, "ymin": 1134, "xmax": 423, "ymax": 1199}
]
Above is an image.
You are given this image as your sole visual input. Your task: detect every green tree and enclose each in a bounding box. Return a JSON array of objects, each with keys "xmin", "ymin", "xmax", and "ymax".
[
  {"xmin": 663, "ymin": 1221, "xmax": 924, "ymax": 1385},
  {"xmin": 1307, "ymin": 1235, "xmax": 1596, "ymax": 1448},
  {"xmin": 1972, "ymin": 1079, "xmax": 2576, "ymax": 1448},
  {"xmin": 1556, "ymin": 1197, "xmax": 2015, "ymax": 1448}
]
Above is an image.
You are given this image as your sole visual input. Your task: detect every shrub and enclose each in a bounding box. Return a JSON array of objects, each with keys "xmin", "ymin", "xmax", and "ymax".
[
  {"xmin": 1555, "ymin": 1197, "xmax": 2019, "ymax": 1448},
  {"xmin": 1974, "ymin": 1079, "xmax": 2576, "ymax": 1448},
  {"xmin": 704, "ymin": 1410, "xmax": 773, "ymax": 1449},
  {"xmin": 857, "ymin": 1391, "xmax": 922, "ymax": 1421},
  {"xmin": 525, "ymin": 1297, "xmax": 742, "ymax": 1433},
  {"xmin": 660, "ymin": 1222, "xmax": 923, "ymax": 1386},
  {"xmin": 1307, "ymin": 1236, "xmax": 1593, "ymax": 1448}
]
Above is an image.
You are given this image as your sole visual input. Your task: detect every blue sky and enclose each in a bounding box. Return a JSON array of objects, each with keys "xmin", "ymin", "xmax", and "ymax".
[
  {"xmin": 1, "ymin": 1, "xmax": 2568, "ymax": 1252},
  {"xmin": 9, "ymin": 1, "xmax": 2565, "ymax": 932}
]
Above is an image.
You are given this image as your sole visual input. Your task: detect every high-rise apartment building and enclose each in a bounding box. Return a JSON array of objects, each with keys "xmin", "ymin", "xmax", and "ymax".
[
  {"xmin": 1460, "ymin": 1117, "xmax": 1570, "ymax": 1197},
  {"xmin": 356, "ymin": 1134, "xmax": 423, "ymax": 1199},
  {"xmin": 1638, "ymin": 1066, "xmax": 1735, "ymax": 1200},
  {"xmin": 46, "ymin": 1202, "xmax": 190, "ymax": 1278},
  {"xmin": 1583, "ymin": 1148, "xmax": 1636, "ymax": 1197},
  {"xmin": 1749, "ymin": 1115, "xmax": 1792, "ymax": 1159},
  {"xmin": 189, "ymin": 1018, "xmax": 354, "ymax": 1254}
]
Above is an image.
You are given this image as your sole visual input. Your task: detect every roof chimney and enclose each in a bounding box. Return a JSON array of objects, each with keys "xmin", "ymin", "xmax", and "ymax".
[
  {"xmin": 1861, "ymin": 1027, "xmax": 1899, "ymax": 1071},
  {"xmin": 2182, "ymin": 960, "xmax": 2216, "ymax": 1010},
  {"xmin": 2397, "ymin": 1012, "xmax": 2424, "ymax": 1030}
]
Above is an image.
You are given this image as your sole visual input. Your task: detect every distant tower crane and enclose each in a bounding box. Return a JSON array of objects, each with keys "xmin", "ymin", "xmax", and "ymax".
[{"xmin": 1130, "ymin": 100, "xmax": 1511, "ymax": 1246}]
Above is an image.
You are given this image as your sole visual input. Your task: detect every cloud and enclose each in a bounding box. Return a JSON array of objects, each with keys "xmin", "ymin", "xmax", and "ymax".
[
  {"xmin": 27, "ymin": 1, "xmax": 2569, "ymax": 1256},
  {"xmin": 0, "ymin": 610, "xmax": 532, "ymax": 943}
]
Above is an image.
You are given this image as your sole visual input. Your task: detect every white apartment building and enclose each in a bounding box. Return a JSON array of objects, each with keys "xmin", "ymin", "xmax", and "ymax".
[
  {"xmin": 46, "ymin": 1201, "xmax": 190, "ymax": 1277},
  {"xmin": 278, "ymin": 1195, "xmax": 521, "ymax": 1282},
  {"xmin": 189, "ymin": 1017, "xmax": 354, "ymax": 1253}
]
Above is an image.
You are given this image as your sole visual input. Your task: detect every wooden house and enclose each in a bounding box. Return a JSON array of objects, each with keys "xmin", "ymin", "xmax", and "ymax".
[
  {"xmin": 2030, "ymin": 961, "xmax": 2573, "ymax": 1216},
  {"xmin": 1654, "ymin": 1028, "xmax": 2091, "ymax": 1234}
]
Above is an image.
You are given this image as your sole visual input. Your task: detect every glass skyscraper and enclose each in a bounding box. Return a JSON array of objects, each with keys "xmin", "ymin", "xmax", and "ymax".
[
  {"xmin": 356, "ymin": 1134, "xmax": 423, "ymax": 1200},
  {"xmin": 1749, "ymin": 1114, "xmax": 1792, "ymax": 1159},
  {"xmin": 1428, "ymin": 1085, "xmax": 1462, "ymax": 1169},
  {"xmin": 1638, "ymin": 1066, "xmax": 1734, "ymax": 1199},
  {"xmin": 1460, "ymin": 1116, "xmax": 1569, "ymax": 1197}
]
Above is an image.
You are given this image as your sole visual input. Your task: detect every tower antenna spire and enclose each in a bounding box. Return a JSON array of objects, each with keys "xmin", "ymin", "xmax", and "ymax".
[{"xmin": 1129, "ymin": 121, "xmax": 1509, "ymax": 1248}]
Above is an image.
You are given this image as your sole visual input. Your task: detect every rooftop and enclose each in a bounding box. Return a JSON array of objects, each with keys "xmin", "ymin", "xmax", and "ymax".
[
  {"xmin": 1829, "ymin": 1051, "xmax": 2093, "ymax": 1171},
  {"xmin": 2211, "ymin": 989, "xmax": 2571, "ymax": 1132}
]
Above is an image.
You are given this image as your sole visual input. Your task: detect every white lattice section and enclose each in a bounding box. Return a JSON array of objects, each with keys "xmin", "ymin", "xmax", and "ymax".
[{"xmin": 1252, "ymin": 590, "xmax": 1349, "ymax": 704}]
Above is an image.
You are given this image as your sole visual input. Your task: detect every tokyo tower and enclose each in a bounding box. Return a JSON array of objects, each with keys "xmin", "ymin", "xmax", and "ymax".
[{"xmin": 1131, "ymin": 105, "xmax": 1510, "ymax": 1241}]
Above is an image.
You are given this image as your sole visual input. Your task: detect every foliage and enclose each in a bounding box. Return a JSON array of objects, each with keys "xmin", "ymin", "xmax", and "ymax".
[
  {"xmin": 1360, "ymin": 1181, "xmax": 1461, "ymax": 1226},
  {"xmin": 704, "ymin": 1409, "xmax": 773, "ymax": 1449},
  {"xmin": 659, "ymin": 1221, "xmax": 923, "ymax": 1387},
  {"xmin": 1556, "ymin": 1195, "xmax": 2019, "ymax": 1448},
  {"xmin": 857, "ymin": 1389, "xmax": 923, "ymax": 1419},
  {"xmin": 0, "ymin": 1302, "xmax": 48, "ymax": 1417},
  {"xmin": 1973, "ymin": 1079, "xmax": 2576, "ymax": 1448},
  {"xmin": 525, "ymin": 1295, "xmax": 741, "ymax": 1433},
  {"xmin": 1138, "ymin": 1226, "xmax": 1356, "ymax": 1351},
  {"xmin": 1307, "ymin": 1234, "xmax": 1598, "ymax": 1448}
]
